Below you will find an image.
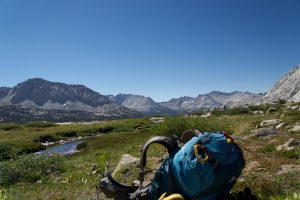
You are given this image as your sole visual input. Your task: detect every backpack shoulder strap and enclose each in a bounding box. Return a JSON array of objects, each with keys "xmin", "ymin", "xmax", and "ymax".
[
  {"xmin": 140, "ymin": 136, "xmax": 178, "ymax": 169},
  {"xmin": 139, "ymin": 136, "xmax": 178, "ymax": 184}
]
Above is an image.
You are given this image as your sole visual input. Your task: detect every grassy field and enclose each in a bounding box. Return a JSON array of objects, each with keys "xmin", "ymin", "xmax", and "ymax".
[{"xmin": 0, "ymin": 104, "xmax": 299, "ymax": 200}]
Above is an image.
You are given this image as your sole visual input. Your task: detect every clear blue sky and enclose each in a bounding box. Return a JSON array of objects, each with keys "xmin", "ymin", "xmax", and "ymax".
[{"xmin": 0, "ymin": 0, "xmax": 299, "ymax": 102}]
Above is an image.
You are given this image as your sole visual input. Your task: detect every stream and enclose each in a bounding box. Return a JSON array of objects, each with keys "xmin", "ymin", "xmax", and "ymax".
[{"xmin": 36, "ymin": 140, "xmax": 83, "ymax": 155}]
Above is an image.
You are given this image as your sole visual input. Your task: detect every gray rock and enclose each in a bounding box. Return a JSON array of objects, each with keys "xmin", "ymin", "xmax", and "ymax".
[
  {"xmin": 276, "ymin": 138, "xmax": 300, "ymax": 151},
  {"xmin": 289, "ymin": 125, "xmax": 300, "ymax": 132},
  {"xmin": 260, "ymin": 119, "xmax": 282, "ymax": 127},
  {"xmin": 291, "ymin": 105, "xmax": 299, "ymax": 110},
  {"xmin": 276, "ymin": 123, "xmax": 286, "ymax": 130},
  {"xmin": 112, "ymin": 154, "xmax": 139, "ymax": 177},
  {"xmin": 253, "ymin": 110, "xmax": 264, "ymax": 115},
  {"xmin": 252, "ymin": 128, "xmax": 281, "ymax": 138},
  {"xmin": 277, "ymin": 165, "xmax": 300, "ymax": 175},
  {"xmin": 200, "ymin": 113, "xmax": 212, "ymax": 118},
  {"xmin": 267, "ymin": 107, "xmax": 278, "ymax": 113},
  {"xmin": 149, "ymin": 117, "xmax": 165, "ymax": 123}
]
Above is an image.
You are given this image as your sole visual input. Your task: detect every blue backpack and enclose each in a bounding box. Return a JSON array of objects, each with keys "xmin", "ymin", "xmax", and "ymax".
[{"xmin": 100, "ymin": 130, "xmax": 245, "ymax": 200}]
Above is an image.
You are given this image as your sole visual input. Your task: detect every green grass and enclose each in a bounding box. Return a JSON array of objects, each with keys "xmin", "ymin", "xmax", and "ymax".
[{"xmin": 0, "ymin": 109, "xmax": 299, "ymax": 199}]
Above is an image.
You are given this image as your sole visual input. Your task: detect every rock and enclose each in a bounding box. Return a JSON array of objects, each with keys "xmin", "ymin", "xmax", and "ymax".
[
  {"xmin": 243, "ymin": 161, "xmax": 260, "ymax": 175},
  {"xmin": 276, "ymin": 138, "xmax": 300, "ymax": 151},
  {"xmin": 253, "ymin": 110, "xmax": 264, "ymax": 115},
  {"xmin": 260, "ymin": 119, "xmax": 282, "ymax": 127},
  {"xmin": 149, "ymin": 117, "xmax": 165, "ymax": 123},
  {"xmin": 200, "ymin": 113, "xmax": 212, "ymax": 118},
  {"xmin": 277, "ymin": 165, "xmax": 300, "ymax": 175},
  {"xmin": 135, "ymin": 126, "xmax": 149, "ymax": 130},
  {"xmin": 252, "ymin": 128, "xmax": 281, "ymax": 138},
  {"xmin": 276, "ymin": 123, "xmax": 286, "ymax": 130},
  {"xmin": 267, "ymin": 107, "xmax": 278, "ymax": 113},
  {"xmin": 112, "ymin": 154, "xmax": 139, "ymax": 177},
  {"xmin": 289, "ymin": 125, "xmax": 300, "ymax": 132},
  {"xmin": 291, "ymin": 105, "xmax": 299, "ymax": 110}
]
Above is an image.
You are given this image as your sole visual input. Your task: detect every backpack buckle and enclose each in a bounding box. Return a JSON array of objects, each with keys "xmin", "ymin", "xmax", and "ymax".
[{"xmin": 193, "ymin": 144, "xmax": 209, "ymax": 163}]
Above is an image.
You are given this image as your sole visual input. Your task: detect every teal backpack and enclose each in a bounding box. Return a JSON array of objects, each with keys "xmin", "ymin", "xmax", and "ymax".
[{"xmin": 100, "ymin": 130, "xmax": 245, "ymax": 200}]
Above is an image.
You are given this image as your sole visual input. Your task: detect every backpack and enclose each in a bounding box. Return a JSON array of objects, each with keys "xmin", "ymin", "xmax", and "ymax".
[{"xmin": 99, "ymin": 130, "xmax": 245, "ymax": 200}]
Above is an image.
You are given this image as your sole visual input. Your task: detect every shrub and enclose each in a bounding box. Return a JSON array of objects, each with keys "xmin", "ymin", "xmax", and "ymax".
[
  {"xmin": 154, "ymin": 115, "xmax": 233, "ymax": 137},
  {"xmin": 57, "ymin": 130, "xmax": 77, "ymax": 138},
  {"xmin": 100, "ymin": 126, "xmax": 114, "ymax": 133},
  {"xmin": 211, "ymin": 107, "xmax": 250, "ymax": 116},
  {"xmin": 24, "ymin": 121, "xmax": 56, "ymax": 128},
  {"xmin": 0, "ymin": 154, "xmax": 64, "ymax": 186},
  {"xmin": 34, "ymin": 134, "xmax": 58, "ymax": 143},
  {"xmin": 0, "ymin": 123, "xmax": 20, "ymax": 131},
  {"xmin": 276, "ymin": 99, "xmax": 287, "ymax": 104},
  {"xmin": 0, "ymin": 144, "xmax": 19, "ymax": 162},
  {"xmin": 76, "ymin": 142, "xmax": 87, "ymax": 150}
]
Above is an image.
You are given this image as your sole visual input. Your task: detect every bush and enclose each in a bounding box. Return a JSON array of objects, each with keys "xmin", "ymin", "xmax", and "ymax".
[
  {"xmin": 24, "ymin": 121, "xmax": 56, "ymax": 128},
  {"xmin": 76, "ymin": 142, "xmax": 87, "ymax": 150},
  {"xmin": 211, "ymin": 107, "xmax": 250, "ymax": 116},
  {"xmin": 154, "ymin": 115, "xmax": 233, "ymax": 137},
  {"xmin": 0, "ymin": 144, "xmax": 19, "ymax": 162},
  {"xmin": 0, "ymin": 154, "xmax": 64, "ymax": 186},
  {"xmin": 57, "ymin": 130, "xmax": 77, "ymax": 138},
  {"xmin": 100, "ymin": 126, "xmax": 114, "ymax": 133},
  {"xmin": 34, "ymin": 134, "xmax": 58, "ymax": 143},
  {"xmin": 0, "ymin": 123, "xmax": 20, "ymax": 131}
]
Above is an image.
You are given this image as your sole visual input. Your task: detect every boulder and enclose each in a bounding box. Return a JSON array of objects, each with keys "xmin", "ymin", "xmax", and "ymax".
[
  {"xmin": 149, "ymin": 117, "xmax": 165, "ymax": 123},
  {"xmin": 276, "ymin": 123, "xmax": 286, "ymax": 130},
  {"xmin": 289, "ymin": 125, "xmax": 300, "ymax": 132},
  {"xmin": 112, "ymin": 154, "xmax": 139, "ymax": 177},
  {"xmin": 252, "ymin": 110, "xmax": 264, "ymax": 115},
  {"xmin": 277, "ymin": 165, "xmax": 300, "ymax": 175},
  {"xmin": 251, "ymin": 128, "xmax": 281, "ymax": 138},
  {"xmin": 260, "ymin": 119, "xmax": 282, "ymax": 127},
  {"xmin": 291, "ymin": 105, "xmax": 299, "ymax": 110},
  {"xmin": 276, "ymin": 138, "xmax": 300, "ymax": 151},
  {"xmin": 200, "ymin": 113, "xmax": 212, "ymax": 118}
]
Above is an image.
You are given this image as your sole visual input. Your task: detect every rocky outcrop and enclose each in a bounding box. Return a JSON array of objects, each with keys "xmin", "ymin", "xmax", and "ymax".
[{"xmin": 259, "ymin": 64, "xmax": 300, "ymax": 103}]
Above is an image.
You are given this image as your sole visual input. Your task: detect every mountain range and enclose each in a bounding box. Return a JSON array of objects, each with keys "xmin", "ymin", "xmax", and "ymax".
[
  {"xmin": 0, "ymin": 78, "xmax": 142, "ymax": 121},
  {"xmin": 0, "ymin": 64, "xmax": 299, "ymax": 122}
]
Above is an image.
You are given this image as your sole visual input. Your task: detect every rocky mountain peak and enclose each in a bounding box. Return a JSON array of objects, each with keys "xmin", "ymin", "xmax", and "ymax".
[{"xmin": 260, "ymin": 64, "xmax": 300, "ymax": 103}]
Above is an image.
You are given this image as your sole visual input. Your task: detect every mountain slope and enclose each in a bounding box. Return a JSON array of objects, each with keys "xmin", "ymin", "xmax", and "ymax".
[
  {"xmin": 108, "ymin": 94, "xmax": 176, "ymax": 115},
  {"xmin": 161, "ymin": 91, "xmax": 262, "ymax": 112},
  {"xmin": 0, "ymin": 78, "xmax": 142, "ymax": 118},
  {"xmin": 260, "ymin": 64, "xmax": 300, "ymax": 103}
]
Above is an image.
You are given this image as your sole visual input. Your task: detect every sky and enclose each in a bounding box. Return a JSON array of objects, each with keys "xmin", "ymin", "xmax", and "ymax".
[{"xmin": 0, "ymin": 0, "xmax": 299, "ymax": 102}]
